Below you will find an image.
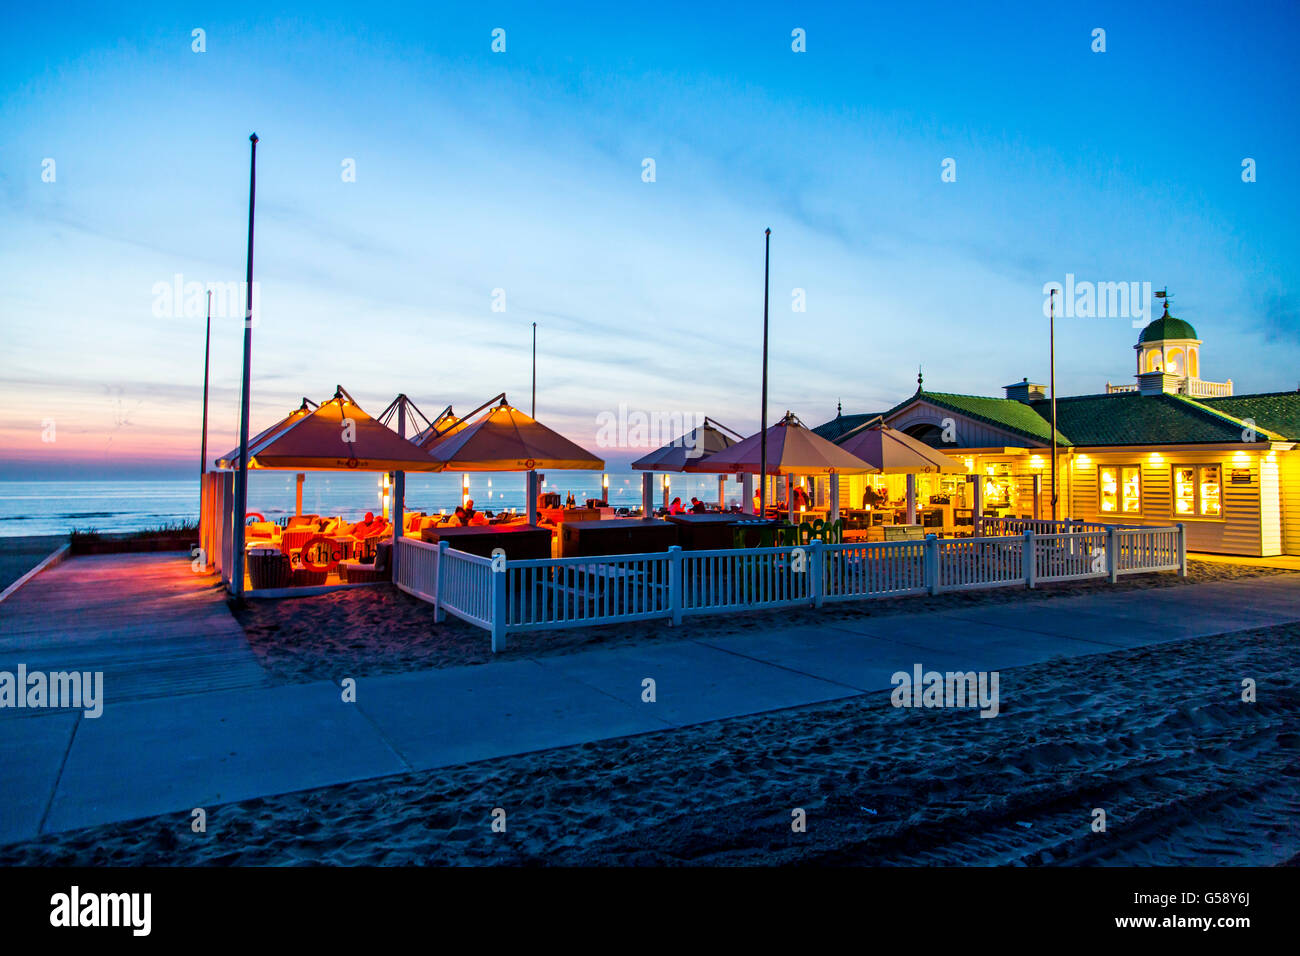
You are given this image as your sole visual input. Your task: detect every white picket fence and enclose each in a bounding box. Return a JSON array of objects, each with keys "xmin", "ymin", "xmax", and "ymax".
[{"xmin": 396, "ymin": 523, "xmax": 1187, "ymax": 652}]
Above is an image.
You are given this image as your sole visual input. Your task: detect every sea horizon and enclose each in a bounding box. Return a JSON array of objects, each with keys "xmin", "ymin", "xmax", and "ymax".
[{"xmin": 0, "ymin": 471, "xmax": 749, "ymax": 537}]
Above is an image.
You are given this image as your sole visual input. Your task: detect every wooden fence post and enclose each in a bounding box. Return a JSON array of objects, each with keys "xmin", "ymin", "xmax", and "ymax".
[
  {"xmin": 810, "ymin": 537, "xmax": 824, "ymax": 608},
  {"xmin": 925, "ymin": 533, "xmax": 939, "ymax": 595},
  {"xmin": 1177, "ymin": 523, "xmax": 1188, "ymax": 578},
  {"xmin": 1106, "ymin": 526, "xmax": 1119, "ymax": 584},
  {"xmin": 434, "ymin": 540, "xmax": 448, "ymax": 623},
  {"xmin": 668, "ymin": 545, "xmax": 683, "ymax": 626},
  {"xmin": 1024, "ymin": 529, "xmax": 1036, "ymax": 588},
  {"xmin": 490, "ymin": 562, "xmax": 507, "ymax": 653}
]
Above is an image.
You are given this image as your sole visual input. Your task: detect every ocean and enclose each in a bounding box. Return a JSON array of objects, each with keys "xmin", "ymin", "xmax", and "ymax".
[{"xmin": 0, "ymin": 472, "xmax": 749, "ymax": 537}]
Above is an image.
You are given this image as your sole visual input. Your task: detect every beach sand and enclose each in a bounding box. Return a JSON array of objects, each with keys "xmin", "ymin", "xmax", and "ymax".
[
  {"xmin": 4, "ymin": 620, "xmax": 1296, "ymax": 866},
  {"xmin": 0, "ymin": 535, "xmax": 67, "ymax": 592},
  {"xmin": 233, "ymin": 559, "xmax": 1296, "ymax": 684}
]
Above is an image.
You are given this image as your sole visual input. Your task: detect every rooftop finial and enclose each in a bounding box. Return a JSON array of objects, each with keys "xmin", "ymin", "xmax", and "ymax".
[
  {"xmin": 836, "ymin": 398, "xmax": 842, "ymax": 418},
  {"xmin": 917, "ymin": 365, "xmax": 924, "ymax": 391},
  {"xmin": 1155, "ymin": 286, "xmax": 1173, "ymax": 317}
]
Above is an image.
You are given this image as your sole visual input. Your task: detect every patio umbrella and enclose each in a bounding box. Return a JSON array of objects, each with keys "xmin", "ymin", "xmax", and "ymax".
[
  {"xmin": 424, "ymin": 399, "xmax": 604, "ymax": 471},
  {"xmin": 412, "ymin": 406, "xmax": 470, "ymax": 448},
  {"xmin": 214, "ymin": 397, "xmax": 316, "ymax": 470},
  {"xmin": 682, "ymin": 411, "xmax": 875, "ymax": 476},
  {"xmin": 631, "ymin": 417, "xmax": 745, "ymax": 514},
  {"xmin": 224, "ymin": 386, "xmax": 445, "ymax": 471},
  {"xmin": 835, "ymin": 419, "xmax": 966, "ymax": 474},
  {"xmin": 630, "ymin": 418, "xmax": 742, "ymax": 471},
  {"xmin": 683, "ymin": 412, "xmax": 875, "ymax": 522}
]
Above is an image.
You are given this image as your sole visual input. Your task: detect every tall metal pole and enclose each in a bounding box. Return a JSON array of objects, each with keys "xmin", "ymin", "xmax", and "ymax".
[
  {"xmin": 759, "ymin": 228, "xmax": 770, "ymax": 515},
  {"xmin": 199, "ymin": 288, "xmax": 212, "ymax": 512},
  {"xmin": 1049, "ymin": 287, "xmax": 1058, "ymax": 521},
  {"xmin": 529, "ymin": 321, "xmax": 537, "ymax": 522},
  {"xmin": 231, "ymin": 133, "xmax": 258, "ymax": 599}
]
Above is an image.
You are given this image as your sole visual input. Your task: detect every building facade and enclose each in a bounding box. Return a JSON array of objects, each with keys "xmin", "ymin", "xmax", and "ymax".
[{"xmin": 817, "ymin": 311, "xmax": 1300, "ymax": 556}]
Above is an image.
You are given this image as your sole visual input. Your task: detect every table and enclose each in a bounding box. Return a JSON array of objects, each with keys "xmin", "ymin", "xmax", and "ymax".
[
  {"xmin": 421, "ymin": 524, "xmax": 552, "ymax": 560},
  {"xmin": 559, "ymin": 518, "xmax": 679, "ymax": 558},
  {"xmin": 665, "ymin": 514, "xmax": 749, "ymax": 550}
]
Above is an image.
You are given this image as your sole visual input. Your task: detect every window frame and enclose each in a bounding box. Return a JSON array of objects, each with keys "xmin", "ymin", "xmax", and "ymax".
[
  {"xmin": 1172, "ymin": 463, "xmax": 1223, "ymax": 519},
  {"xmin": 1098, "ymin": 464, "xmax": 1143, "ymax": 516}
]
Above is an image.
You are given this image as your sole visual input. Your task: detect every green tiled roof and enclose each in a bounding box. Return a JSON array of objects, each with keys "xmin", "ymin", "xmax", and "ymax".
[
  {"xmin": 881, "ymin": 390, "xmax": 1072, "ymax": 446},
  {"xmin": 818, "ymin": 388, "xmax": 1300, "ymax": 450},
  {"xmin": 1199, "ymin": 391, "xmax": 1300, "ymax": 441},
  {"xmin": 1027, "ymin": 391, "xmax": 1281, "ymax": 446},
  {"xmin": 811, "ymin": 412, "xmax": 884, "ymax": 441},
  {"xmin": 1137, "ymin": 313, "xmax": 1197, "ymax": 343}
]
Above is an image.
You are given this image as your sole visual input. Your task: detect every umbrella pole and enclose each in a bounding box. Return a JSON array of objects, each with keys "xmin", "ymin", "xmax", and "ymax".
[{"xmin": 759, "ymin": 228, "xmax": 770, "ymax": 515}]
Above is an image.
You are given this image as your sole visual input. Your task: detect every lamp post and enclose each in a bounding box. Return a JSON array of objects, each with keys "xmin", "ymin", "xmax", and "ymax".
[
  {"xmin": 1049, "ymin": 287, "xmax": 1058, "ymax": 521},
  {"xmin": 231, "ymin": 132, "xmax": 258, "ymax": 600},
  {"xmin": 759, "ymin": 228, "xmax": 770, "ymax": 515}
]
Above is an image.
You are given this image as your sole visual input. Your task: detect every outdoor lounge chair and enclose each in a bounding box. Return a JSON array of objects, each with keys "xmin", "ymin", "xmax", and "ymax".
[{"xmin": 340, "ymin": 541, "xmax": 392, "ymax": 583}]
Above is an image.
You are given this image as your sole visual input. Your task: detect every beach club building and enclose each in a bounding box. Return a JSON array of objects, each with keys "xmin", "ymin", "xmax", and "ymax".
[{"xmin": 816, "ymin": 307, "xmax": 1300, "ymax": 557}]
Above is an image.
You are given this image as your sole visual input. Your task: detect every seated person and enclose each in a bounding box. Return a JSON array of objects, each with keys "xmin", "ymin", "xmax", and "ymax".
[
  {"xmin": 450, "ymin": 506, "xmax": 468, "ymax": 526},
  {"xmin": 668, "ymin": 496, "xmax": 686, "ymax": 515},
  {"xmin": 468, "ymin": 510, "xmax": 490, "ymax": 527},
  {"xmin": 689, "ymin": 496, "xmax": 707, "ymax": 514},
  {"xmin": 862, "ymin": 486, "xmax": 887, "ymax": 508}
]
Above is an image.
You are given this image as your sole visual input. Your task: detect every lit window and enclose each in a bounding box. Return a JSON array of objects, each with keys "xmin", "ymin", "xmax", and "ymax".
[
  {"xmin": 1100, "ymin": 466, "xmax": 1141, "ymax": 514},
  {"xmin": 1174, "ymin": 465, "xmax": 1222, "ymax": 517},
  {"xmin": 1099, "ymin": 466, "xmax": 1119, "ymax": 512}
]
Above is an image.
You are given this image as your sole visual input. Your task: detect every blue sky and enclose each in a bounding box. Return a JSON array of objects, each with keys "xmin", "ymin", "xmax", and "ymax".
[{"xmin": 2, "ymin": 1, "xmax": 1297, "ymax": 476}]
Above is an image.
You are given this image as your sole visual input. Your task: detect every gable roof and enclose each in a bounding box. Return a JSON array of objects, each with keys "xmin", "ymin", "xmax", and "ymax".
[
  {"xmin": 881, "ymin": 390, "xmax": 1071, "ymax": 446},
  {"xmin": 818, "ymin": 387, "xmax": 1297, "ymax": 451},
  {"xmin": 1199, "ymin": 391, "xmax": 1300, "ymax": 441},
  {"xmin": 1027, "ymin": 391, "xmax": 1285, "ymax": 446},
  {"xmin": 810, "ymin": 412, "xmax": 885, "ymax": 442}
]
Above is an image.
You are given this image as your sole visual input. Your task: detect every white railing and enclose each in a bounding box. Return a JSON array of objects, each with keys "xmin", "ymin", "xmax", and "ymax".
[
  {"xmin": 937, "ymin": 536, "xmax": 1027, "ymax": 590},
  {"xmin": 396, "ymin": 525, "xmax": 1188, "ymax": 651},
  {"xmin": 503, "ymin": 551, "xmax": 673, "ymax": 632},
  {"xmin": 822, "ymin": 540, "xmax": 928, "ymax": 600},
  {"xmin": 394, "ymin": 536, "xmax": 440, "ymax": 602},
  {"xmin": 1034, "ymin": 531, "xmax": 1107, "ymax": 583},
  {"xmin": 979, "ymin": 516, "xmax": 1110, "ymax": 537},
  {"xmin": 680, "ymin": 546, "xmax": 814, "ymax": 614},
  {"xmin": 1184, "ymin": 378, "xmax": 1233, "ymax": 398},
  {"xmin": 1115, "ymin": 526, "xmax": 1182, "ymax": 574}
]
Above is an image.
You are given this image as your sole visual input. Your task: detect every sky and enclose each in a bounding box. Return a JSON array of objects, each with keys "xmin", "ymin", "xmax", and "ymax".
[{"xmin": 1, "ymin": 1, "xmax": 1298, "ymax": 478}]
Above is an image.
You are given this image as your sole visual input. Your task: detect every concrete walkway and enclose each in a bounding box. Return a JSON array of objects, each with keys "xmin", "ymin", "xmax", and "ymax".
[{"xmin": 1, "ymin": 554, "xmax": 1297, "ymax": 844}]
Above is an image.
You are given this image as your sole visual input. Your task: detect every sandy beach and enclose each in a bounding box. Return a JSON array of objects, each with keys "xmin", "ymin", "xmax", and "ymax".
[
  {"xmin": 233, "ymin": 559, "xmax": 1296, "ymax": 684},
  {"xmin": 3, "ymin": 618, "xmax": 1296, "ymax": 866}
]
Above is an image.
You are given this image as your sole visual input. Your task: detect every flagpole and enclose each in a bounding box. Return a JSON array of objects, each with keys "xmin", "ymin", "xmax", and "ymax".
[
  {"xmin": 231, "ymin": 132, "xmax": 258, "ymax": 600},
  {"xmin": 759, "ymin": 228, "xmax": 770, "ymax": 516},
  {"xmin": 1049, "ymin": 287, "xmax": 1058, "ymax": 521},
  {"xmin": 199, "ymin": 288, "xmax": 212, "ymax": 514}
]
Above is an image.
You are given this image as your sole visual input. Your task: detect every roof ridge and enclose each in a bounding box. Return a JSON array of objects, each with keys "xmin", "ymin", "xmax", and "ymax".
[{"xmin": 1165, "ymin": 393, "xmax": 1287, "ymax": 441}]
